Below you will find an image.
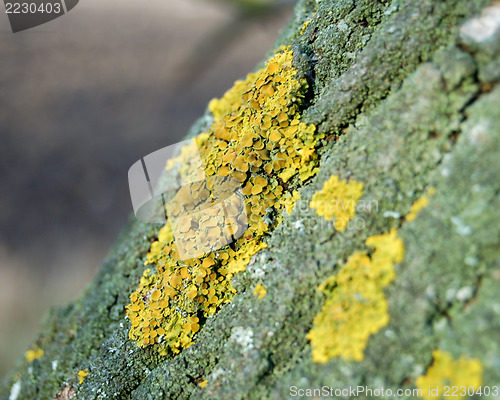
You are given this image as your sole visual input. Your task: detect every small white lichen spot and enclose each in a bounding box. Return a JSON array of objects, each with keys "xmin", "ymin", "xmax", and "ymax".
[
  {"xmin": 337, "ymin": 20, "xmax": 349, "ymax": 32},
  {"xmin": 9, "ymin": 380, "xmax": 21, "ymax": 400},
  {"xmin": 210, "ymin": 367, "xmax": 225, "ymax": 381},
  {"xmin": 384, "ymin": 329, "xmax": 396, "ymax": 339},
  {"xmin": 446, "ymin": 288, "xmax": 457, "ymax": 302},
  {"xmin": 441, "ymin": 166, "xmax": 451, "ymax": 178},
  {"xmin": 250, "ymin": 267, "xmax": 265, "ymax": 279},
  {"xmin": 230, "ymin": 326, "xmax": 254, "ymax": 353},
  {"xmin": 465, "ymin": 256, "xmax": 479, "ymax": 267},
  {"xmin": 52, "ymin": 360, "xmax": 58, "ymax": 371},
  {"xmin": 294, "ymin": 219, "xmax": 304, "ymax": 230},
  {"xmin": 456, "ymin": 286, "xmax": 473, "ymax": 302},
  {"xmin": 460, "ymin": 4, "xmax": 500, "ymax": 43},
  {"xmin": 434, "ymin": 317, "xmax": 448, "ymax": 332},
  {"xmin": 451, "ymin": 216, "xmax": 473, "ymax": 236},
  {"xmin": 467, "ymin": 120, "xmax": 491, "ymax": 146},
  {"xmin": 383, "ymin": 211, "xmax": 401, "ymax": 219}
]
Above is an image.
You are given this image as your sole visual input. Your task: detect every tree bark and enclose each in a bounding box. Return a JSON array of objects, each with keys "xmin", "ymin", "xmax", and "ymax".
[{"xmin": 2, "ymin": 0, "xmax": 500, "ymax": 399}]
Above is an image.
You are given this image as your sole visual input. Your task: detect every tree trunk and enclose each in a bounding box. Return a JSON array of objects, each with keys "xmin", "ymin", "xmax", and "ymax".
[{"xmin": 2, "ymin": 0, "xmax": 500, "ymax": 399}]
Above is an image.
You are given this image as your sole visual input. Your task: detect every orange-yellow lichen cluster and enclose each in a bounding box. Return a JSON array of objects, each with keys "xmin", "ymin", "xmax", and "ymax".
[
  {"xmin": 127, "ymin": 48, "xmax": 322, "ymax": 355},
  {"xmin": 78, "ymin": 369, "xmax": 90, "ymax": 385},
  {"xmin": 206, "ymin": 48, "xmax": 320, "ymax": 186},
  {"xmin": 281, "ymin": 190, "xmax": 301, "ymax": 215},
  {"xmin": 300, "ymin": 19, "xmax": 311, "ymax": 34},
  {"xmin": 253, "ymin": 283, "xmax": 267, "ymax": 300},
  {"xmin": 406, "ymin": 187, "xmax": 436, "ymax": 222},
  {"xmin": 300, "ymin": 12, "xmax": 316, "ymax": 35},
  {"xmin": 25, "ymin": 346, "xmax": 44, "ymax": 363},
  {"xmin": 307, "ymin": 228, "xmax": 404, "ymax": 363},
  {"xmin": 199, "ymin": 380, "xmax": 208, "ymax": 388},
  {"xmin": 165, "ymin": 174, "xmax": 248, "ymax": 259},
  {"xmin": 128, "ymin": 238, "xmax": 266, "ymax": 354},
  {"xmin": 416, "ymin": 350, "xmax": 483, "ymax": 400},
  {"xmin": 309, "ymin": 175, "xmax": 364, "ymax": 231}
]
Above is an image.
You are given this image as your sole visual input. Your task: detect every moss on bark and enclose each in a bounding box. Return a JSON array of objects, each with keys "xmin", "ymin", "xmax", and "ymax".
[{"xmin": 2, "ymin": 0, "xmax": 499, "ymax": 399}]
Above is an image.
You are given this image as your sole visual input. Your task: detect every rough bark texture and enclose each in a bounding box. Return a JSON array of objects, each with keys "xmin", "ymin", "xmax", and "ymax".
[{"xmin": 2, "ymin": 0, "xmax": 500, "ymax": 399}]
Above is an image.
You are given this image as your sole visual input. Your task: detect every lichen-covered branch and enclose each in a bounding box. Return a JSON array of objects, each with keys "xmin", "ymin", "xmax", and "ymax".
[{"xmin": 2, "ymin": 0, "xmax": 499, "ymax": 399}]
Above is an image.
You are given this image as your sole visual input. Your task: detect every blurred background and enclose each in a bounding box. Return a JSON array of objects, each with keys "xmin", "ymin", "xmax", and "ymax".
[{"xmin": 0, "ymin": 0, "xmax": 294, "ymax": 377}]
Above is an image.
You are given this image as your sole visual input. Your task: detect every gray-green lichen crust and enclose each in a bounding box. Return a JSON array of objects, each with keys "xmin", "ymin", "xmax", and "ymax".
[{"xmin": 1, "ymin": 0, "xmax": 499, "ymax": 399}]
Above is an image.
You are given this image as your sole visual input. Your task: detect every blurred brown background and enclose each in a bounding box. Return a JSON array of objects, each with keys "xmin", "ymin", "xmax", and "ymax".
[{"xmin": 0, "ymin": 0, "xmax": 294, "ymax": 377}]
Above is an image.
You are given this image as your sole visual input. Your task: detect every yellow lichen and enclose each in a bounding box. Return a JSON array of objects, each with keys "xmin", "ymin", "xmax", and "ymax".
[
  {"xmin": 253, "ymin": 283, "xmax": 267, "ymax": 300},
  {"xmin": 309, "ymin": 175, "xmax": 364, "ymax": 231},
  {"xmin": 300, "ymin": 12, "xmax": 316, "ymax": 35},
  {"xmin": 307, "ymin": 228, "xmax": 404, "ymax": 363},
  {"xmin": 281, "ymin": 190, "xmax": 301, "ymax": 215},
  {"xmin": 165, "ymin": 133, "xmax": 210, "ymax": 177},
  {"xmin": 25, "ymin": 346, "xmax": 44, "ymax": 362},
  {"xmin": 78, "ymin": 369, "xmax": 90, "ymax": 385},
  {"xmin": 300, "ymin": 19, "xmax": 311, "ymax": 34},
  {"xmin": 127, "ymin": 47, "xmax": 323, "ymax": 356},
  {"xmin": 416, "ymin": 350, "xmax": 483, "ymax": 400},
  {"xmin": 406, "ymin": 187, "xmax": 436, "ymax": 222},
  {"xmin": 199, "ymin": 380, "xmax": 208, "ymax": 388}
]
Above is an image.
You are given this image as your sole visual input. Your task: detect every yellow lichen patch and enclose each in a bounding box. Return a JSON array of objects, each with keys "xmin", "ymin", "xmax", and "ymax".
[
  {"xmin": 279, "ymin": 190, "xmax": 301, "ymax": 215},
  {"xmin": 165, "ymin": 133, "xmax": 210, "ymax": 178},
  {"xmin": 199, "ymin": 380, "xmax": 208, "ymax": 388},
  {"xmin": 253, "ymin": 283, "xmax": 267, "ymax": 300},
  {"xmin": 78, "ymin": 369, "xmax": 90, "ymax": 385},
  {"xmin": 158, "ymin": 223, "xmax": 174, "ymax": 244},
  {"xmin": 300, "ymin": 12, "xmax": 316, "ymax": 34},
  {"xmin": 300, "ymin": 19, "xmax": 311, "ymax": 34},
  {"xmin": 25, "ymin": 346, "xmax": 44, "ymax": 362},
  {"xmin": 416, "ymin": 350, "xmax": 483, "ymax": 400},
  {"xmin": 127, "ymin": 48, "xmax": 323, "ymax": 356},
  {"xmin": 309, "ymin": 175, "xmax": 364, "ymax": 231},
  {"xmin": 307, "ymin": 228, "xmax": 404, "ymax": 363},
  {"xmin": 406, "ymin": 187, "xmax": 436, "ymax": 222}
]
